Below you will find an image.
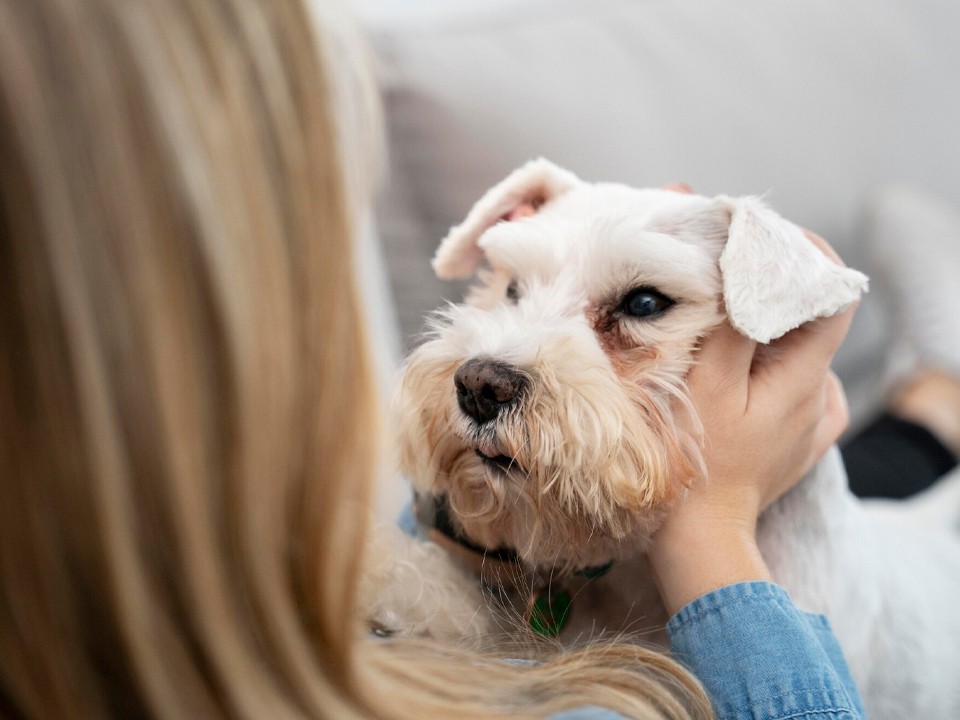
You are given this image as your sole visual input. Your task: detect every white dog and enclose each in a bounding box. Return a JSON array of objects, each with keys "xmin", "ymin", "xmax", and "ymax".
[{"xmin": 382, "ymin": 159, "xmax": 960, "ymax": 719}]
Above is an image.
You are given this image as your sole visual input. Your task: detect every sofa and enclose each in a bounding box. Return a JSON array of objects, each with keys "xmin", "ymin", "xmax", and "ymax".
[{"xmin": 353, "ymin": 0, "xmax": 960, "ymax": 518}]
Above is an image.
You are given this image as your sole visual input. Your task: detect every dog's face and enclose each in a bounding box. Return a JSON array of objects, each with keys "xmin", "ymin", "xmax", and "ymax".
[{"xmin": 396, "ymin": 159, "xmax": 866, "ymax": 571}]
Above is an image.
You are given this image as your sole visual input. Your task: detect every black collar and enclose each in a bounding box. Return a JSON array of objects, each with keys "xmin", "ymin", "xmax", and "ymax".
[{"xmin": 413, "ymin": 492, "xmax": 613, "ymax": 581}]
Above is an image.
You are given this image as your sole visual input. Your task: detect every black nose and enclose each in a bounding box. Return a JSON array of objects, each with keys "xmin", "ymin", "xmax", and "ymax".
[{"xmin": 454, "ymin": 358, "xmax": 525, "ymax": 425}]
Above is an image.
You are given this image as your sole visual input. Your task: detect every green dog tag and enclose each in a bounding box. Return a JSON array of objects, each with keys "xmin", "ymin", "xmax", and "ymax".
[{"xmin": 529, "ymin": 589, "xmax": 571, "ymax": 637}]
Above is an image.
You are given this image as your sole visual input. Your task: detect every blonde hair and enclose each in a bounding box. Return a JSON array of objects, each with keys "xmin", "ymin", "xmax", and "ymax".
[{"xmin": 0, "ymin": 1, "xmax": 712, "ymax": 718}]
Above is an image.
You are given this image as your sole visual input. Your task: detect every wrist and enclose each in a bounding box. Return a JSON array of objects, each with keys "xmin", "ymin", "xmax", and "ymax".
[{"xmin": 650, "ymin": 517, "xmax": 772, "ymax": 616}]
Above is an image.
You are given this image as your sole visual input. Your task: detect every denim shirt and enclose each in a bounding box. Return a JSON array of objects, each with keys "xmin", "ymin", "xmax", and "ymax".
[{"xmin": 550, "ymin": 581, "xmax": 866, "ymax": 720}]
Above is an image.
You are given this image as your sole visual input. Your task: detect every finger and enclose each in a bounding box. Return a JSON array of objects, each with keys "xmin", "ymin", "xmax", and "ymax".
[
  {"xmin": 809, "ymin": 372, "xmax": 849, "ymax": 465},
  {"xmin": 662, "ymin": 183, "xmax": 694, "ymax": 194},
  {"xmin": 769, "ymin": 300, "xmax": 858, "ymax": 378},
  {"xmin": 802, "ymin": 229, "xmax": 846, "ymax": 267},
  {"xmin": 693, "ymin": 322, "xmax": 757, "ymax": 374},
  {"xmin": 766, "ymin": 230, "xmax": 855, "ymax": 372},
  {"xmin": 689, "ymin": 322, "xmax": 757, "ymax": 400},
  {"xmin": 760, "ymin": 373, "xmax": 847, "ymax": 512}
]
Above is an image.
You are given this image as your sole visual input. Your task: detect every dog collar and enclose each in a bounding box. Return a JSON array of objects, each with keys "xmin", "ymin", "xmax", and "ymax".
[{"xmin": 412, "ymin": 492, "xmax": 613, "ymax": 637}]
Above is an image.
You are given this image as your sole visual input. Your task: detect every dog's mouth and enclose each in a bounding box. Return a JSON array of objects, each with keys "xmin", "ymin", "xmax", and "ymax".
[{"xmin": 474, "ymin": 449, "xmax": 524, "ymax": 474}]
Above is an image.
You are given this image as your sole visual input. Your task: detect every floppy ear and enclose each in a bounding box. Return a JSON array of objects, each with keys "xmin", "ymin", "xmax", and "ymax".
[
  {"xmin": 717, "ymin": 196, "xmax": 868, "ymax": 343},
  {"xmin": 432, "ymin": 158, "xmax": 581, "ymax": 279}
]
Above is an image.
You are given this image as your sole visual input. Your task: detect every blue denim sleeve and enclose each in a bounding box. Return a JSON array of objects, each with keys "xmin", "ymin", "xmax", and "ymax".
[{"xmin": 667, "ymin": 581, "xmax": 866, "ymax": 720}]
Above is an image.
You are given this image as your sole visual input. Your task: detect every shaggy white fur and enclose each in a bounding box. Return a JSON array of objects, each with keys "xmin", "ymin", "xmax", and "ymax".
[
  {"xmin": 361, "ymin": 525, "xmax": 492, "ymax": 643},
  {"xmin": 372, "ymin": 159, "xmax": 960, "ymax": 720}
]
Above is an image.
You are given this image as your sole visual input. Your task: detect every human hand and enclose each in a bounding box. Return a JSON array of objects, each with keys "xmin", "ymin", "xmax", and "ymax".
[
  {"xmin": 649, "ymin": 225, "xmax": 857, "ymax": 614},
  {"xmin": 680, "ymin": 297, "xmax": 853, "ymax": 520}
]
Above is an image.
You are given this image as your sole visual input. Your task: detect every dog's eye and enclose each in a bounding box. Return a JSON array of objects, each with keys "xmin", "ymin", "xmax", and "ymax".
[
  {"xmin": 506, "ymin": 280, "xmax": 520, "ymax": 302},
  {"xmin": 621, "ymin": 288, "xmax": 674, "ymax": 319}
]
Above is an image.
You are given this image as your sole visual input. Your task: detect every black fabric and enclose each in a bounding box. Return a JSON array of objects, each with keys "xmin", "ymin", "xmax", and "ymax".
[{"xmin": 842, "ymin": 413, "xmax": 958, "ymax": 499}]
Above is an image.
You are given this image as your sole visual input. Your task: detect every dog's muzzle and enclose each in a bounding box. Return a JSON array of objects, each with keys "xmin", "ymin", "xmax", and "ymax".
[{"xmin": 454, "ymin": 357, "xmax": 526, "ymax": 425}]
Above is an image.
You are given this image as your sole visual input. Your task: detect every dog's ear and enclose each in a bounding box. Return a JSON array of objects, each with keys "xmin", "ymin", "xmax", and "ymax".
[
  {"xmin": 717, "ymin": 196, "xmax": 868, "ymax": 343},
  {"xmin": 432, "ymin": 158, "xmax": 581, "ymax": 279}
]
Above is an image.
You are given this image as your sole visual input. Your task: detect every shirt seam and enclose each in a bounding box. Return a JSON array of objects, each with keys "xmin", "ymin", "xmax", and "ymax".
[
  {"xmin": 669, "ymin": 594, "xmax": 793, "ymax": 629},
  {"xmin": 773, "ymin": 710, "xmax": 858, "ymax": 720},
  {"xmin": 715, "ymin": 685, "xmax": 856, "ymax": 710}
]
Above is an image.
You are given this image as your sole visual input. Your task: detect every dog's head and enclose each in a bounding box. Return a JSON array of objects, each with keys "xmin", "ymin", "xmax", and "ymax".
[{"xmin": 396, "ymin": 159, "xmax": 866, "ymax": 571}]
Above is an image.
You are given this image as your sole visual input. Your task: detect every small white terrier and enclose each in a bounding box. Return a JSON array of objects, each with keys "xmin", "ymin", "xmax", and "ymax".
[{"xmin": 378, "ymin": 159, "xmax": 960, "ymax": 719}]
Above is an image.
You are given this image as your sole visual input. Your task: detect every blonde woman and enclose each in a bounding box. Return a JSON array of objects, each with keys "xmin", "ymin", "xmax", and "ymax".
[{"xmin": 0, "ymin": 0, "xmax": 864, "ymax": 718}]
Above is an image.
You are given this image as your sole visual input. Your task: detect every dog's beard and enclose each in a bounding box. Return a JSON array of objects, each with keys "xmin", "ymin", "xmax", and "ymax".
[{"xmin": 396, "ymin": 340, "xmax": 704, "ymax": 571}]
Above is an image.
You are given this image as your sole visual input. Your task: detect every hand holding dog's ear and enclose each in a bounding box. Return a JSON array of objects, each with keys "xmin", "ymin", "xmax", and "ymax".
[
  {"xmin": 688, "ymin": 231, "xmax": 855, "ymax": 498},
  {"xmin": 719, "ymin": 197, "xmax": 867, "ymax": 343},
  {"xmin": 650, "ymin": 231, "xmax": 856, "ymax": 614},
  {"xmin": 689, "ymin": 230, "xmax": 856, "ymax": 509}
]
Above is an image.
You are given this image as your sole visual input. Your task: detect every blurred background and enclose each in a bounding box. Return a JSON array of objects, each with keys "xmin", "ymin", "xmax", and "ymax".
[{"xmin": 348, "ymin": 0, "xmax": 960, "ymax": 515}]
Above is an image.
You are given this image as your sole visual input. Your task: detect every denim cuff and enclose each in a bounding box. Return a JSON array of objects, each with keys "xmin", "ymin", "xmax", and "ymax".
[{"xmin": 667, "ymin": 582, "xmax": 863, "ymax": 720}]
